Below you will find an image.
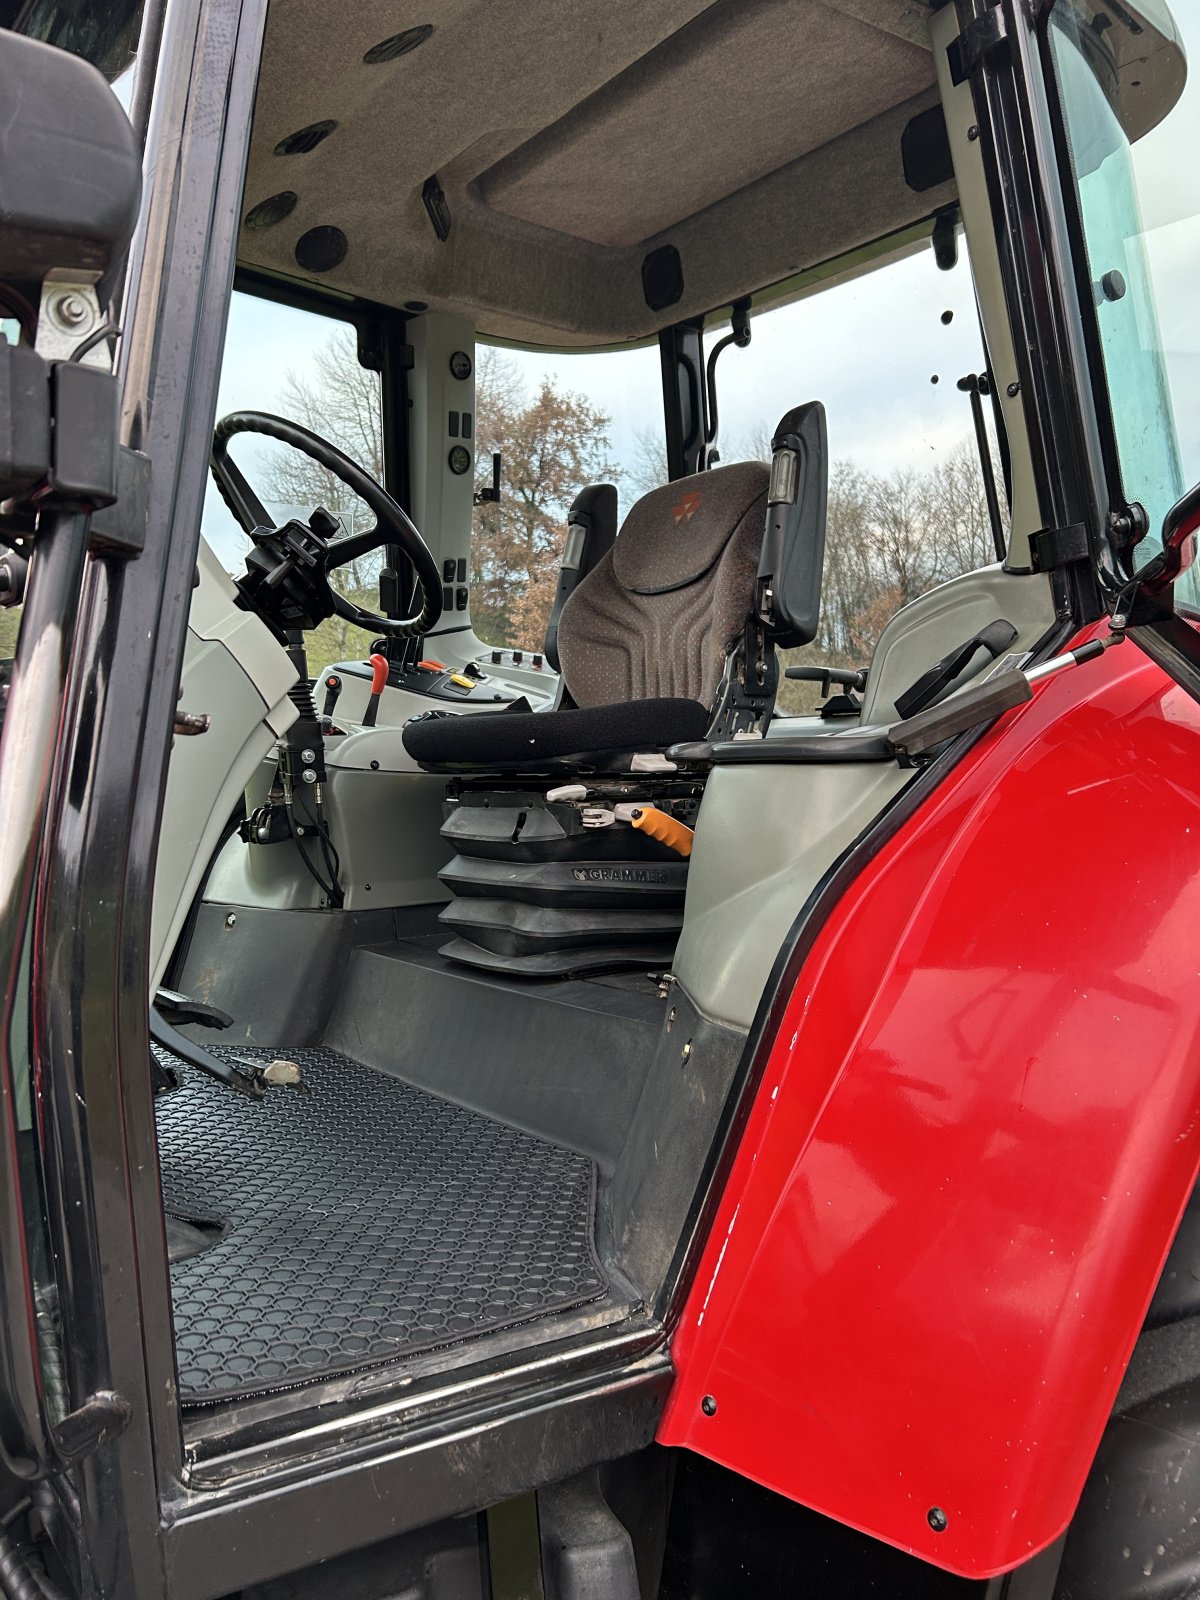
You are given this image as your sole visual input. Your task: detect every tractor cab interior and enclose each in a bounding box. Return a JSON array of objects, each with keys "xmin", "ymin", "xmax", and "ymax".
[{"xmin": 123, "ymin": 0, "xmax": 1181, "ymax": 1495}]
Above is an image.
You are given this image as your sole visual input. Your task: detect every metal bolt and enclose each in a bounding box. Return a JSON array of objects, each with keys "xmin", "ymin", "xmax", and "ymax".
[
  {"xmin": 701, "ymin": 1395, "xmax": 717, "ymax": 1417},
  {"xmin": 300, "ymin": 748, "xmax": 316, "ymax": 763},
  {"xmin": 55, "ymin": 293, "xmax": 89, "ymax": 328},
  {"xmin": 1007, "ymin": 381, "xmax": 1021, "ymax": 398},
  {"xmin": 927, "ymin": 1507, "xmax": 948, "ymax": 1533},
  {"xmin": 225, "ymin": 913, "xmax": 237, "ymax": 928},
  {"xmin": 364, "ymin": 883, "xmax": 372, "ymax": 891},
  {"xmin": 967, "ymin": 124, "xmax": 980, "ymax": 142},
  {"xmin": 302, "ymin": 767, "xmax": 317, "ymax": 784}
]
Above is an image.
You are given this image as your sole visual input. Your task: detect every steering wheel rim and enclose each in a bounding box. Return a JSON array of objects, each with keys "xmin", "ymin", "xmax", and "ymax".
[{"xmin": 210, "ymin": 410, "xmax": 443, "ymax": 638}]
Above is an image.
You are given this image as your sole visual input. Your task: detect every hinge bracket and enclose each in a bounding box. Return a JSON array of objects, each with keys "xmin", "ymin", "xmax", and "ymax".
[
  {"xmin": 951, "ymin": 6, "xmax": 1010, "ymax": 83},
  {"xmin": 1029, "ymin": 521, "xmax": 1091, "ymax": 571}
]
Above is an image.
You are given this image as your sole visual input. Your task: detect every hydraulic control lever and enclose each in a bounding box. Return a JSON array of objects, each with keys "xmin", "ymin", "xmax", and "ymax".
[
  {"xmin": 321, "ymin": 671, "xmax": 343, "ymax": 721},
  {"xmin": 362, "ymin": 651, "xmax": 388, "ymax": 727}
]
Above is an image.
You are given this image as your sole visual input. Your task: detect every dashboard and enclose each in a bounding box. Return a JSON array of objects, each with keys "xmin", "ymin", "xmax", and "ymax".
[{"xmin": 322, "ymin": 641, "xmax": 559, "ymax": 726}]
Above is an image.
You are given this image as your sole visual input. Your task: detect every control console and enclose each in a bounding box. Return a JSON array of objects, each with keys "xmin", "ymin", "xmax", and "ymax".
[{"xmin": 340, "ymin": 656, "xmax": 515, "ymax": 705}]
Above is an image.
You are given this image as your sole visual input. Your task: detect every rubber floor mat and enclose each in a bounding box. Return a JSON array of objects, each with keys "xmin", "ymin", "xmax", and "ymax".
[{"xmin": 153, "ymin": 1045, "xmax": 607, "ymax": 1403}]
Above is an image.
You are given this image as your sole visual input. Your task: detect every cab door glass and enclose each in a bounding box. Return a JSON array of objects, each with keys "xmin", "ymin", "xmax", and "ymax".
[{"xmin": 1048, "ymin": 1, "xmax": 1200, "ymax": 597}]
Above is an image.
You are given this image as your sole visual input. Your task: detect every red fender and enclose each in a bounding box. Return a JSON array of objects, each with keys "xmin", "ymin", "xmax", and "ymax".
[{"xmin": 659, "ymin": 634, "xmax": 1200, "ymax": 1578}]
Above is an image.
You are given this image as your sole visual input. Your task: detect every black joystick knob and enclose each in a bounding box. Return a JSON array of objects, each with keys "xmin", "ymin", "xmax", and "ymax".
[{"xmin": 322, "ymin": 673, "xmax": 343, "ymax": 719}]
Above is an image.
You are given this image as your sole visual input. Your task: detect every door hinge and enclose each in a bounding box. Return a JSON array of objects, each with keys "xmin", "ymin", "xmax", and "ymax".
[
  {"xmin": 0, "ymin": 340, "xmax": 148, "ymax": 559},
  {"xmin": 1029, "ymin": 522, "xmax": 1090, "ymax": 571},
  {"xmin": 951, "ymin": 5, "xmax": 1010, "ymax": 83}
]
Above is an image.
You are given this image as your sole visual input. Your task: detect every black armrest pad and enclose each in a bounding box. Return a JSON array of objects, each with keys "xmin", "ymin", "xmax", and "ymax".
[{"xmin": 699, "ymin": 727, "xmax": 898, "ymax": 764}]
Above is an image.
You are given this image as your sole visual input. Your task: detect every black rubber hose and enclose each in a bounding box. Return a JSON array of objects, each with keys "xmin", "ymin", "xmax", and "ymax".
[{"xmin": 0, "ymin": 1526, "xmax": 71, "ymax": 1600}]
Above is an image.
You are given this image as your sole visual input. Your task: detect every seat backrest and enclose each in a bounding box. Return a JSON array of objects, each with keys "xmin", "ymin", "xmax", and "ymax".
[{"xmin": 556, "ymin": 461, "xmax": 770, "ymax": 708}]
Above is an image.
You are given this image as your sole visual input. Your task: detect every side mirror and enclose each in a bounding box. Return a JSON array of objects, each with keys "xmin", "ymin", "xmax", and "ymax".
[
  {"xmin": 0, "ymin": 32, "xmax": 141, "ymax": 325},
  {"xmin": 755, "ymin": 402, "xmax": 828, "ymax": 648}
]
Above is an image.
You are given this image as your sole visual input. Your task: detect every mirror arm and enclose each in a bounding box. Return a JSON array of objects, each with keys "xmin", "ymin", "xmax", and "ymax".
[{"xmin": 1134, "ymin": 482, "xmax": 1200, "ymax": 597}]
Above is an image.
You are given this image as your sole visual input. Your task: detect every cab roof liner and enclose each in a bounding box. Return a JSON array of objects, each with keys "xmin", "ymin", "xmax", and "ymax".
[{"xmin": 236, "ymin": 0, "xmax": 953, "ymax": 345}]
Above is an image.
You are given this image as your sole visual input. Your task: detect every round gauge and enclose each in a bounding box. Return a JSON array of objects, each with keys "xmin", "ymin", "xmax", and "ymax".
[
  {"xmin": 448, "ymin": 444, "xmax": 472, "ymax": 475},
  {"xmin": 449, "ymin": 350, "xmax": 472, "ymax": 381}
]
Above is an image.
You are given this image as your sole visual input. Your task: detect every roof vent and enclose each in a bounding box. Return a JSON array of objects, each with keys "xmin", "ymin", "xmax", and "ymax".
[
  {"xmin": 295, "ymin": 226, "xmax": 348, "ymax": 273},
  {"xmin": 275, "ymin": 120, "xmax": 337, "ymax": 157},
  {"xmin": 363, "ymin": 25, "xmax": 433, "ymax": 65},
  {"xmin": 243, "ymin": 191, "xmax": 298, "ymax": 230}
]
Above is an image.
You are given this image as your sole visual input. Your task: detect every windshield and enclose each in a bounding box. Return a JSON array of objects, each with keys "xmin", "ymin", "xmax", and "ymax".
[
  {"xmin": 470, "ymin": 340, "xmax": 661, "ymax": 649},
  {"xmin": 204, "ymin": 289, "xmax": 385, "ymax": 676},
  {"xmin": 1048, "ymin": 0, "xmax": 1199, "ymax": 594}
]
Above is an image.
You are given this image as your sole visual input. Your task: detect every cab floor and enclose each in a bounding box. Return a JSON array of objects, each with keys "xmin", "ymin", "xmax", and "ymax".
[{"xmin": 153, "ymin": 1043, "xmax": 613, "ymax": 1404}]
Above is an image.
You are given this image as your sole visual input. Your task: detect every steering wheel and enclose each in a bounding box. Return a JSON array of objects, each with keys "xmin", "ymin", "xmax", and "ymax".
[{"xmin": 210, "ymin": 410, "xmax": 443, "ymax": 637}]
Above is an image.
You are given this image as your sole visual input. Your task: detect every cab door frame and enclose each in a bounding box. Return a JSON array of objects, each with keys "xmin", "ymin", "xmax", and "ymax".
[{"xmin": 22, "ymin": 0, "xmax": 269, "ymax": 1590}]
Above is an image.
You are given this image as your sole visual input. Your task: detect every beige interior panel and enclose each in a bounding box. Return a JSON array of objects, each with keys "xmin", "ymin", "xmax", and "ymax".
[
  {"xmin": 236, "ymin": 0, "xmax": 947, "ymax": 343},
  {"xmin": 480, "ymin": 0, "xmax": 932, "ymax": 249},
  {"xmin": 674, "ymin": 760, "xmax": 913, "ymax": 1031},
  {"xmin": 858, "ymin": 563, "xmax": 1057, "ymax": 725}
]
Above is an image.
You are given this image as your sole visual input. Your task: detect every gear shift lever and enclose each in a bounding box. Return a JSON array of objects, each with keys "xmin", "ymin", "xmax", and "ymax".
[{"xmin": 362, "ymin": 653, "xmax": 388, "ymax": 727}]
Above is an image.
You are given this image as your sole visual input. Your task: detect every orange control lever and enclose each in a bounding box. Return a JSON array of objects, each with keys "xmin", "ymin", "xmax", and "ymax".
[
  {"xmin": 629, "ymin": 805, "xmax": 694, "ymax": 858},
  {"xmin": 362, "ymin": 653, "xmax": 388, "ymax": 727}
]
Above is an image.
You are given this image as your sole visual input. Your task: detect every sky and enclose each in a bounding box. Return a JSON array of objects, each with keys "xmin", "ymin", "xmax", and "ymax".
[{"xmin": 203, "ymin": 14, "xmax": 1200, "ymax": 575}]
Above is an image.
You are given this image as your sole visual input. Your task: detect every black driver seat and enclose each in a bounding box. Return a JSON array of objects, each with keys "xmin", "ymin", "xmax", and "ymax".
[{"xmin": 402, "ymin": 460, "xmax": 770, "ymax": 772}]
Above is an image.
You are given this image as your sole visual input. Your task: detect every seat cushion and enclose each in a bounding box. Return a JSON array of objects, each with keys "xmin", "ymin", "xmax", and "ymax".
[{"xmin": 403, "ymin": 697, "xmax": 709, "ymax": 770}]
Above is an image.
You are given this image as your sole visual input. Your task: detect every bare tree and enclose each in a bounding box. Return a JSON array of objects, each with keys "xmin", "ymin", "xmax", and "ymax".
[
  {"xmin": 627, "ymin": 425, "xmax": 668, "ymax": 497},
  {"xmin": 776, "ymin": 446, "xmax": 1000, "ymax": 712},
  {"xmin": 256, "ymin": 327, "xmax": 385, "ymax": 599}
]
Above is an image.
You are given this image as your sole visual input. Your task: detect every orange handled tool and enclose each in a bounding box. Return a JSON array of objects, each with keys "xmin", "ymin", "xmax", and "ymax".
[{"xmin": 630, "ymin": 805, "xmax": 694, "ymax": 858}]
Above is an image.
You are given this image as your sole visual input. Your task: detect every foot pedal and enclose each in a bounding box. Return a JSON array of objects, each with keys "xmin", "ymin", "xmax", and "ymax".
[{"xmin": 154, "ymin": 987, "xmax": 234, "ymax": 1030}]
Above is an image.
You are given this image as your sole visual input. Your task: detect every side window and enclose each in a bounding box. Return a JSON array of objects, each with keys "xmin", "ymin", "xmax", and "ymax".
[
  {"xmin": 471, "ymin": 341, "xmax": 662, "ymax": 650},
  {"xmin": 716, "ymin": 235, "xmax": 995, "ymax": 711},
  {"xmin": 471, "ymin": 235, "xmax": 996, "ymax": 706},
  {"xmin": 204, "ymin": 291, "xmax": 381, "ymax": 674}
]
